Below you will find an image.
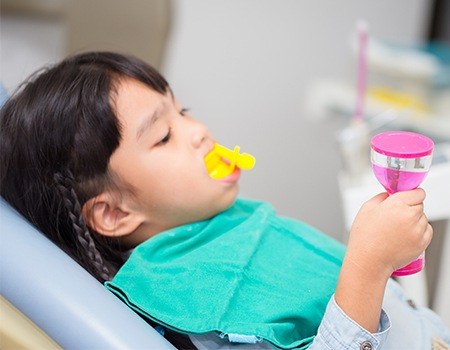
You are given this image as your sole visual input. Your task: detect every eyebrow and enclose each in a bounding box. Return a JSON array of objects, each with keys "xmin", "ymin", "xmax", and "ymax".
[{"xmin": 136, "ymin": 105, "xmax": 163, "ymax": 141}]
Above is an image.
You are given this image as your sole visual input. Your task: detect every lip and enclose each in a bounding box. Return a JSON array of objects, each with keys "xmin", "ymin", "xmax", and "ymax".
[{"xmin": 217, "ymin": 167, "xmax": 241, "ymax": 183}]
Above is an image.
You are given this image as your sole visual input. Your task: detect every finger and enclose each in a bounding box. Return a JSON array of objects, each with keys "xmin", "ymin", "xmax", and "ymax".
[
  {"xmin": 411, "ymin": 203, "xmax": 424, "ymax": 217},
  {"xmin": 393, "ymin": 188, "xmax": 426, "ymax": 206},
  {"xmin": 364, "ymin": 192, "xmax": 389, "ymax": 209},
  {"xmin": 422, "ymin": 223, "xmax": 434, "ymax": 249},
  {"xmin": 417, "ymin": 212, "xmax": 429, "ymax": 228},
  {"xmin": 414, "ymin": 203, "xmax": 424, "ymax": 212}
]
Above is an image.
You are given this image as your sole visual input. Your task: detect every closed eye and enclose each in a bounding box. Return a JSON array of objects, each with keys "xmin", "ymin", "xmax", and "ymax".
[
  {"xmin": 180, "ymin": 108, "xmax": 190, "ymax": 116},
  {"xmin": 157, "ymin": 128, "xmax": 172, "ymax": 146}
]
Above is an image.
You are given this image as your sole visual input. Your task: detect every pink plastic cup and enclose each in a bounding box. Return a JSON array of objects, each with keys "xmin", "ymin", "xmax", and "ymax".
[{"xmin": 370, "ymin": 131, "xmax": 434, "ymax": 276}]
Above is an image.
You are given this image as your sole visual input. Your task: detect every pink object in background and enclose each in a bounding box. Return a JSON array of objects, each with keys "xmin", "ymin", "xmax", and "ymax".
[
  {"xmin": 354, "ymin": 20, "xmax": 368, "ymax": 122},
  {"xmin": 371, "ymin": 131, "xmax": 434, "ymax": 276}
]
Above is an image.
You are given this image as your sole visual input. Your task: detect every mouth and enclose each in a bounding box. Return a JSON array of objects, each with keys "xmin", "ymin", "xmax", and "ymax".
[
  {"xmin": 204, "ymin": 143, "xmax": 255, "ymax": 180},
  {"xmin": 217, "ymin": 167, "xmax": 241, "ymax": 183},
  {"xmin": 205, "ymin": 155, "xmax": 237, "ymax": 180}
]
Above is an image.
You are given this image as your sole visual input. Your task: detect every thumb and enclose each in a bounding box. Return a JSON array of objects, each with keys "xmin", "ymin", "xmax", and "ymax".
[{"xmin": 364, "ymin": 192, "xmax": 389, "ymax": 209}]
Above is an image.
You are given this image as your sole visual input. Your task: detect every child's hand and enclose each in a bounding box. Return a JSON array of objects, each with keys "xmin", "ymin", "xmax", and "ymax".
[
  {"xmin": 347, "ymin": 188, "xmax": 433, "ymax": 278},
  {"xmin": 335, "ymin": 189, "xmax": 432, "ymax": 332}
]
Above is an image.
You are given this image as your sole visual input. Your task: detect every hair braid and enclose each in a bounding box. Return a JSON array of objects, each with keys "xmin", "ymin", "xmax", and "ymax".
[{"xmin": 53, "ymin": 170, "xmax": 112, "ymax": 281}]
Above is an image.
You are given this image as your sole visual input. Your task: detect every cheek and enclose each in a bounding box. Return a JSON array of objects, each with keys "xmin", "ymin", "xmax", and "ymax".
[
  {"xmin": 140, "ymin": 168, "xmax": 197, "ymax": 202},
  {"xmin": 166, "ymin": 174, "xmax": 208, "ymax": 199},
  {"xmin": 154, "ymin": 172, "xmax": 214, "ymax": 210}
]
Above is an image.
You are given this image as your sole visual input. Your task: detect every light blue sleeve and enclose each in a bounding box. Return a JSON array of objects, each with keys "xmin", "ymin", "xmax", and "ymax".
[
  {"xmin": 309, "ymin": 294, "xmax": 391, "ymax": 350},
  {"xmin": 190, "ymin": 294, "xmax": 391, "ymax": 349}
]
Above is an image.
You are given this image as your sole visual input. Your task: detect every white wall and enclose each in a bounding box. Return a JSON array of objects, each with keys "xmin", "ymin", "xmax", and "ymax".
[{"xmin": 163, "ymin": 0, "xmax": 432, "ymax": 239}]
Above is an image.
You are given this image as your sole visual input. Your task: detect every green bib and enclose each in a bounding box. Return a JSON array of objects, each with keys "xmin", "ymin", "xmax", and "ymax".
[{"xmin": 105, "ymin": 198, "xmax": 345, "ymax": 349}]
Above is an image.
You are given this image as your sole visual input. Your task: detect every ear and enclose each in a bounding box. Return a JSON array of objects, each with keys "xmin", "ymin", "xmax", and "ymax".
[{"xmin": 81, "ymin": 192, "xmax": 143, "ymax": 238}]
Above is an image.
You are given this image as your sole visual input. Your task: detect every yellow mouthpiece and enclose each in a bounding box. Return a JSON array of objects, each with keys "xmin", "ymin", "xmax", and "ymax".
[{"xmin": 205, "ymin": 143, "xmax": 256, "ymax": 179}]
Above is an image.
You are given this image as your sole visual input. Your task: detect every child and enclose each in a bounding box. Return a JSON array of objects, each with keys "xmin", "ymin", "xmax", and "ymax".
[{"xmin": 1, "ymin": 52, "xmax": 448, "ymax": 350}]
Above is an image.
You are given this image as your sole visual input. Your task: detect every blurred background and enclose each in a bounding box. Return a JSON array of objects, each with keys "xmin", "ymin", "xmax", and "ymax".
[{"xmin": 1, "ymin": 0, "xmax": 449, "ymax": 324}]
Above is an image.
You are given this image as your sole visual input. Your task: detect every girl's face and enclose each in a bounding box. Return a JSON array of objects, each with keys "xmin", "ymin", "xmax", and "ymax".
[{"xmin": 109, "ymin": 78, "xmax": 239, "ymax": 241}]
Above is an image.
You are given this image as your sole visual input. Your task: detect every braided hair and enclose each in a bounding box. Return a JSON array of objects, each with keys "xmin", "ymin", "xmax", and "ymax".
[
  {"xmin": 0, "ymin": 52, "xmax": 169, "ymax": 283},
  {"xmin": 53, "ymin": 170, "xmax": 112, "ymax": 281}
]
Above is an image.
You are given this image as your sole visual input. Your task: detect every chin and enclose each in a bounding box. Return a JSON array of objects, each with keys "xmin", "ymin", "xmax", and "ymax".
[
  {"xmin": 203, "ymin": 194, "xmax": 238, "ymax": 221},
  {"xmin": 222, "ymin": 187, "xmax": 239, "ymax": 210}
]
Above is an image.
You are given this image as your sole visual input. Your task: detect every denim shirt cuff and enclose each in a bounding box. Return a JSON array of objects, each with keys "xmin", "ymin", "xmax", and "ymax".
[{"xmin": 313, "ymin": 294, "xmax": 391, "ymax": 350}]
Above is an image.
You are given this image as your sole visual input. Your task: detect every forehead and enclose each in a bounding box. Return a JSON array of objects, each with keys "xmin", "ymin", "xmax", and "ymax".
[
  {"xmin": 114, "ymin": 78, "xmax": 165, "ymax": 110},
  {"xmin": 113, "ymin": 79, "xmax": 178, "ymax": 148},
  {"xmin": 114, "ymin": 78, "xmax": 170, "ymax": 122}
]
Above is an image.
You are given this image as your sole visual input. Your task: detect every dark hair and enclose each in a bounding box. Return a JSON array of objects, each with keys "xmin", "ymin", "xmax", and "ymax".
[{"xmin": 0, "ymin": 52, "xmax": 169, "ymax": 282}]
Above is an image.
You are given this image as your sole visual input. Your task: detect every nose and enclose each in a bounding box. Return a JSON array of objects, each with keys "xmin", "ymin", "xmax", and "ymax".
[{"xmin": 190, "ymin": 118, "xmax": 212, "ymax": 149}]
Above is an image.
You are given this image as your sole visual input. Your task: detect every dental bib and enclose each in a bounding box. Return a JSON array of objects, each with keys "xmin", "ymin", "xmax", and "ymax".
[{"xmin": 105, "ymin": 199, "xmax": 345, "ymax": 349}]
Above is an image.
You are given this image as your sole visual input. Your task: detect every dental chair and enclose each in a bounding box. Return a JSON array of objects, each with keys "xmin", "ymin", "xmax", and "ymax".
[
  {"xmin": 0, "ymin": 83, "xmax": 175, "ymax": 349},
  {"xmin": 0, "ymin": 197, "xmax": 176, "ymax": 349}
]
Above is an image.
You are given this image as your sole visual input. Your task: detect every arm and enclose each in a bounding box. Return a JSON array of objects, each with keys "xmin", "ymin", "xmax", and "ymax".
[{"xmin": 311, "ymin": 189, "xmax": 432, "ymax": 349}]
